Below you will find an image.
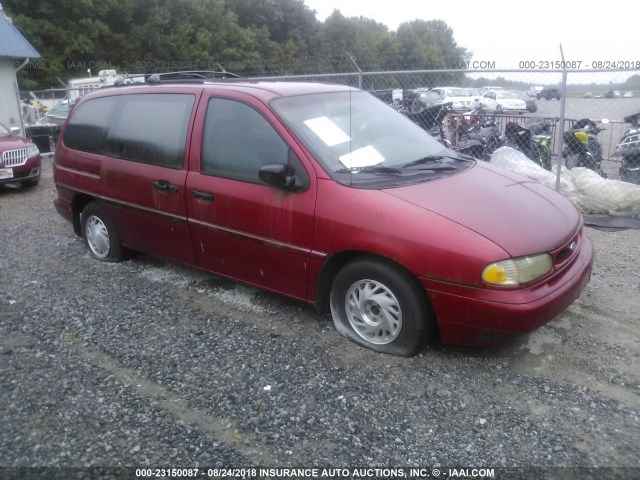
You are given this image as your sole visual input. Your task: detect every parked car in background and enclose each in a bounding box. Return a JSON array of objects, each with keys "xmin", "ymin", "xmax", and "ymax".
[
  {"xmin": 479, "ymin": 86, "xmax": 504, "ymax": 94},
  {"xmin": 481, "ymin": 90, "xmax": 527, "ymax": 113},
  {"xmin": 430, "ymin": 87, "xmax": 480, "ymax": 112},
  {"xmin": 514, "ymin": 91, "xmax": 538, "ymax": 113},
  {"xmin": 464, "ymin": 88, "xmax": 483, "ymax": 108},
  {"xmin": 44, "ymin": 100, "xmax": 74, "ymax": 126},
  {"xmin": 407, "ymin": 88, "xmax": 445, "ymax": 113},
  {"xmin": 53, "ymin": 78, "xmax": 593, "ymax": 356},
  {"xmin": 0, "ymin": 122, "xmax": 42, "ymax": 188},
  {"xmin": 623, "ymin": 91, "xmax": 634, "ymax": 98},
  {"xmin": 537, "ymin": 88, "xmax": 561, "ymax": 100}
]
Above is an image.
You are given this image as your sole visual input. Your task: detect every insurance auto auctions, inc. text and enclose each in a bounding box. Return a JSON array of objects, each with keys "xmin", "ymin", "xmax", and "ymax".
[{"xmin": 203, "ymin": 467, "xmax": 496, "ymax": 478}]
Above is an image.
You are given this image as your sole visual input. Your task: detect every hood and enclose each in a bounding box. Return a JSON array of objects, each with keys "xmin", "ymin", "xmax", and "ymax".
[
  {"xmin": 383, "ymin": 161, "xmax": 581, "ymax": 257},
  {"xmin": 0, "ymin": 134, "xmax": 35, "ymax": 151}
]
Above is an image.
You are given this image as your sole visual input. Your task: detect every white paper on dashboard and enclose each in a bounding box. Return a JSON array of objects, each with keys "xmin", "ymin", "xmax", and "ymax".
[
  {"xmin": 338, "ymin": 145, "xmax": 385, "ymax": 169},
  {"xmin": 303, "ymin": 116, "xmax": 351, "ymax": 146}
]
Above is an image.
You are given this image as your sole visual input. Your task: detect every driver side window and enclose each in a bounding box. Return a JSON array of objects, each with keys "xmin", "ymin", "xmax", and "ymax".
[{"xmin": 202, "ymin": 98, "xmax": 289, "ymax": 183}]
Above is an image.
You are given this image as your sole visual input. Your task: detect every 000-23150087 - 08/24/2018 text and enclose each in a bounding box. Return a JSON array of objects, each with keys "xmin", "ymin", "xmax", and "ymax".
[{"xmin": 134, "ymin": 467, "xmax": 497, "ymax": 478}]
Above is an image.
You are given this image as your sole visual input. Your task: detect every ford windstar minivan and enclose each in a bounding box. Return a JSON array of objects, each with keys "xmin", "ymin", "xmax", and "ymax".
[{"xmin": 53, "ymin": 77, "xmax": 593, "ymax": 356}]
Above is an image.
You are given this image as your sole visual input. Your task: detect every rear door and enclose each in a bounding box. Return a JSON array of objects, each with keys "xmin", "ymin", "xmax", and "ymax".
[
  {"xmin": 97, "ymin": 91, "xmax": 199, "ymax": 264},
  {"xmin": 186, "ymin": 93, "xmax": 317, "ymax": 300}
]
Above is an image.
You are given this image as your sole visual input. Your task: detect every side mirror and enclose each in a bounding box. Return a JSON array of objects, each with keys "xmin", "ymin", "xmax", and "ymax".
[
  {"xmin": 259, "ymin": 163, "xmax": 296, "ymax": 190},
  {"xmin": 10, "ymin": 127, "xmax": 20, "ymax": 135}
]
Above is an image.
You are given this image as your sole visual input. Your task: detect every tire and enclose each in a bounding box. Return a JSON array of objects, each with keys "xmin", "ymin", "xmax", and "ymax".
[
  {"xmin": 329, "ymin": 256, "xmax": 434, "ymax": 356},
  {"xmin": 564, "ymin": 152, "xmax": 580, "ymax": 169},
  {"xmin": 531, "ymin": 145, "xmax": 552, "ymax": 171},
  {"xmin": 410, "ymin": 98, "xmax": 425, "ymax": 114},
  {"xmin": 541, "ymin": 151, "xmax": 552, "ymax": 171},
  {"xmin": 81, "ymin": 202, "xmax": 126, "ymax": 262}
]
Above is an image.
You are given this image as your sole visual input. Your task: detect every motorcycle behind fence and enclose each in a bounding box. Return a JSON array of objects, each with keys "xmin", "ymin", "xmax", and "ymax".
[
  {"xmin": 402, "ymin": 101, "xmax": 454, "ymax": 148},
  {"xmin": 562, "ymin": 118, "xmax": 609, "ymax": 177},
  {"xmin": 504, "ymin": 119, "xmax": 558, "ymax": 170},
  {"xmin": 612, "ymin": 111, "xmax": 640, "ymax": 184},
  {"xmin": 451, "ymin": 107, "xmax": 504, "ymax": 161}
]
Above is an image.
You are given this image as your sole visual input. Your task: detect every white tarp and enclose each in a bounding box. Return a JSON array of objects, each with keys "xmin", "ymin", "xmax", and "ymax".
[{"xmin": 490, "ymin": 147, "xmax": 640, "ymax": 219}]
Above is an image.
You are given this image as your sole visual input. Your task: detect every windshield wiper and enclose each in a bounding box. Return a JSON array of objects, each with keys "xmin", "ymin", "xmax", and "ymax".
[
  {"xmin": 401, "ymin": 155, "xmax": 447, "ymax": 168},
  {"xmin": 334, "ymin": 165, "xmax": 404, "ymax": 175},
  {"xmin": 402, "ymin": 155, "xmax": 459, "ymax": 172}
]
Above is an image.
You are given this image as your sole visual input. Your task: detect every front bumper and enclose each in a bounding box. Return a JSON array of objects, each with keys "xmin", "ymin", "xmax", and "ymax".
[
  {"xmin": 501, "ymin": 106, "xmax": 527, "ymax": 113},
  {"xmin": 421, "ymin": 234, "xmax": 593, "ymax": 346},
  {"xmin": 0, "ymin": 155, "xmax": 41, "ymax": 185}
]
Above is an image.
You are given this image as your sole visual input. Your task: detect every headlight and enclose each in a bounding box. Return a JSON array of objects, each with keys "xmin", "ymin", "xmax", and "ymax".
[
  {"xmin": 482, "ymin": 253, "xmax": 552, "ymax": 286},
  {"xmin": 27, "ymin": 145, "xmax": 40, "ymax": 158}
]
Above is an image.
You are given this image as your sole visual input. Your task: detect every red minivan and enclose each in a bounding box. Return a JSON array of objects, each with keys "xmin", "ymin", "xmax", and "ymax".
[{"xmin": 53, "ymin": 78, "xmax": 593, "ymax": 356}]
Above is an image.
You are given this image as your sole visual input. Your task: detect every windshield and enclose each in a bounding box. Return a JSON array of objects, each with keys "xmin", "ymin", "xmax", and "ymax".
[
  {"xmin": 271, "ymin": 90, "xmax": 471, "ymax": 186},
  {"xmin": 47, "ymin": 101, "xmax": 72, "ymax": 116},
  {"xmin": 497, "ymin": 91, "xmax": 519, "ymax": 99},
  {"xmin": 0, "ymin": 123, "xmax": 9, "ymax": 135}
]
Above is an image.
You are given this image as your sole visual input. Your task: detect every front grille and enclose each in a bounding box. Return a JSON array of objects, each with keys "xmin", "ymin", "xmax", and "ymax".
[
  {"xmin": 551, "ymin": 230, "xmax": 581, "ymax": 267},
  {"xmin": 2, "ymin": 148, "xmax": 28, "ymax": 167}
]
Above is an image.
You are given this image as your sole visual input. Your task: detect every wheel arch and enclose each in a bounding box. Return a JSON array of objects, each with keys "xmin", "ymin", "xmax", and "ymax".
[
  {"xmin": 314, "ymin": 250, "xmax": 434, "ymax": 318},
  {"xmin": 71, "ymin": 193, "xmax": 98, "ymax": 237}
]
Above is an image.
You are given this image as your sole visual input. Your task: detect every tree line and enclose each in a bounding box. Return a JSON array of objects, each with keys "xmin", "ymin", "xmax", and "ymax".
[{"xmin": 4, "ymin": 0, "xmax": 468, "ymax": 89}]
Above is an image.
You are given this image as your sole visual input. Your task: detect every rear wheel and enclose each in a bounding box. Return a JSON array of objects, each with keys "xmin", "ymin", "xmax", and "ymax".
[
  {"xmin": 330, "ymin": 257, "xmax": 434, "ymax": 356},
  {"xmin": 81, "ymin": 202, "xmax": 126, "ymax": 262}
]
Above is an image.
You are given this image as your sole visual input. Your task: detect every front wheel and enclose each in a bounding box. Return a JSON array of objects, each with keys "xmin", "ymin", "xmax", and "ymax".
[
  {"xmin": 330, "ymin": 257, "xmax": 434, "ymax": 356},
  {"xmin": 81, "ymin": 202, "xmax": 126, "ymax": 262},
  {"xmin": 531, "ymin": 145, "xmax": 552, "ymax": 171}
]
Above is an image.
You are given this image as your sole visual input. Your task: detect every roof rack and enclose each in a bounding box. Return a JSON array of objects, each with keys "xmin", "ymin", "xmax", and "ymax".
[{"xmin": 146, "ymin": 67, "xmax": 241, "ymax": 84}]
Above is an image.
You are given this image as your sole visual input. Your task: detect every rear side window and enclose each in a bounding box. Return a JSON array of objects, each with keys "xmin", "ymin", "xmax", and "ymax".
[
  {"xmin": 63, "ymin": 97, "xmax": 115, "ymax": 154},
  {"xmin": 107, "ymin": 94, "xmax": 194, "ymax": 168},
  {"xmin": 63, "ymin": 93, "xmax": 195, "ymax": 169}
]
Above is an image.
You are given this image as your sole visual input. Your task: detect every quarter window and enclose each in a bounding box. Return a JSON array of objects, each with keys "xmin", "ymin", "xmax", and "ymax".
[{"xmin": 201, "ymin": 98, "xmax": 288, "ymax": 183}]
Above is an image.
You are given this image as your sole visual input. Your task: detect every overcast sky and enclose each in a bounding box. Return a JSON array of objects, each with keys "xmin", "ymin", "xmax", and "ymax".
[{"xmin": 303, "ymin": 0, "xmax": 636, "ymax": 69}]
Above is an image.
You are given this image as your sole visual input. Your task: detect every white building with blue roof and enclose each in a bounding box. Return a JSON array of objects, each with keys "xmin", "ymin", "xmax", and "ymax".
[{"xmin": 0, "ymin": 2, "xmax": 40, "ymax": 135}]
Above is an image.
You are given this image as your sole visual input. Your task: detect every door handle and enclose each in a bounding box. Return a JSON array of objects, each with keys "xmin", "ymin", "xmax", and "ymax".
[
  {"xmin": 153, "ymin": 180, "xmax": 179, "ymax": 193},
  {"xmin": 191, "ymin": 190, "xmax": 214, "ymax": 201}
]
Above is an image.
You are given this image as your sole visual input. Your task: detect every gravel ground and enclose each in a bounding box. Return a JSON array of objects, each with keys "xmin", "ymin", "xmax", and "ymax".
[{"xmin": 1, "ymin": 157, "xmax": 639, "ymax": 479}]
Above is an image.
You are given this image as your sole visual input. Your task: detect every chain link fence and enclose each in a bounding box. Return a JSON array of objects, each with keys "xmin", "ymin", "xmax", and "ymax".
[
  {"xmin": 251, "ymin": 68, "xmax": 640, "ymax": 219},
  {"xmin": 252, "ymin": 68, "xmax": 638, "ymax": 167},
  {"xmin": 22, "ymin": 67, "xmax": 640, "ymax": 218}
]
